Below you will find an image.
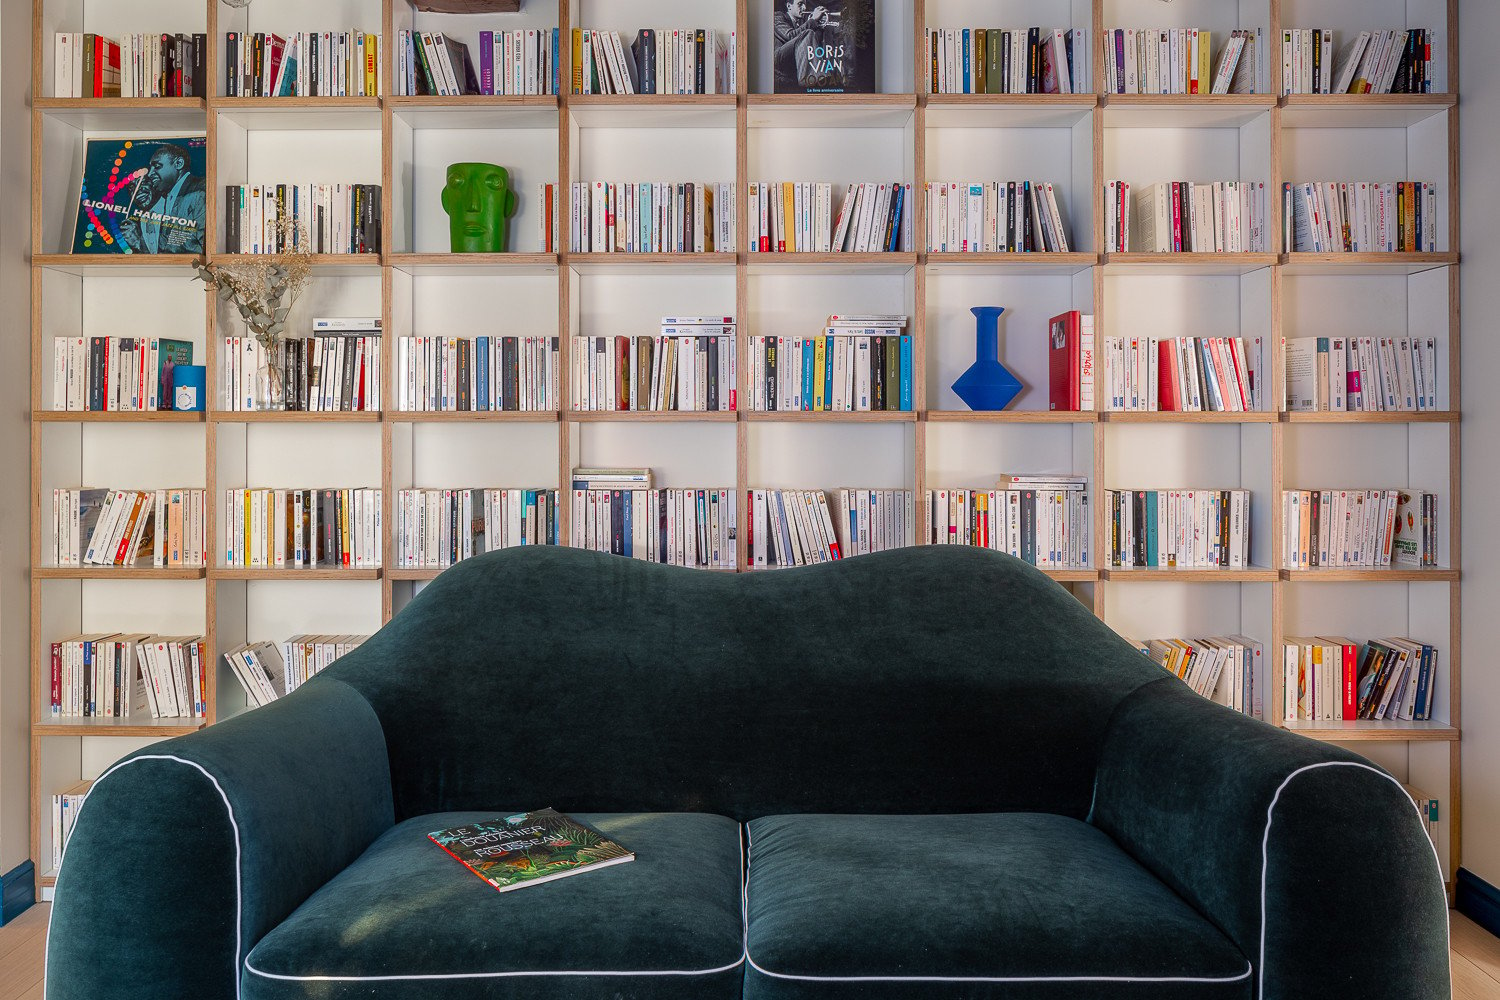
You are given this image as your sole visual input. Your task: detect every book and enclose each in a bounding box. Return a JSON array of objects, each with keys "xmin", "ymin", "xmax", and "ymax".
[
  {"xmin": 1048, "ymin": 311, "xmax": 1095, "ymax": 411},
  {"xmin": 573, "ymin": 486, "xmax": 735, "ymax": 568},
  {"xmin": 221, "ymin": 488, "xmax": 382, "ymax": 569},
  {"xmin": 226, "ymin": 31, "xmax": 379, "ymax": 97},
  {"xmin": 1102, "ymin": 335, "xmax": 1261, "ymax": 413},
  {"xmin": 73, "ymin": 136, "xmax": 207, "ymax": 255},
  {"xmin": 396, "ymin": 489, "xmax": 560, "ymax": 566},
  {"xmin": 925, "ymin": 27, "xmax": 1090, "ymax": 95},
  {"xmin": 1284, "ymin": 636, "xmax": 1437, "ymax": 722},
  {"xmin": 773, "ymin": 0, "xmax": 875, "ymax": 94},
  {"xmin": 925, "ymin": 180, "xmax": 1072, "ymax": 252},
  {"xmin": 223, "ymin": 183, "xmax": 382, "ymax": 254},
  {"xmin": 1129, "ymin": 635, "xmax": 1262, "ymax": 715},
  {"xmin": 570, "ymin": 28, "xmax": 730, "ymax": 95},
  {"xmin": 429, "ymin": 809, "xmax": 634, "ymax": 894},
  {"xmin": 1102, "ymin": 27, "xmax": 1264, "ymax": 94},
  {"xmin": 570, "ymin": 181, "xmax": 735, "ymax": 254},
  {"xmin": 927, "ymin": 486, "xmax": 1089, "ymax": 569},
  {"xmin": 748, "ymin": 319, "xmax": 911, "ymax": 412},
  {"xmin": 51, "ymin": 488, "xmax": 204, "ymax": 568},
  {"xmin": 575, "ymin": 323, "xmax": 736, "ymax": 413},
  {"xmin": 1104, "ymin": 489, "xmax": 1251, "ymax": 569},
  {"xmin": 1281, "ymin": 489, "xmax": 1436, "ymax": 569},
  {"xmin": 1283, "ymin": 181, "xmax": 1436, "ymax": 253},
  {"xmin": 48, "ymin": 634, "xmax": 204, "ymax": 720}
]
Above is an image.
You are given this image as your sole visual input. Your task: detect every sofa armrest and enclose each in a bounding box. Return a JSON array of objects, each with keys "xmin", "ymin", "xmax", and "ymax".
[
  {"xmin": 46, "ymin": 677, "xmax": 394, "ymax": 1000},
  {"xmin": 1092, "ymin": 678, "xmax": 1449, "ymax": 1000}
]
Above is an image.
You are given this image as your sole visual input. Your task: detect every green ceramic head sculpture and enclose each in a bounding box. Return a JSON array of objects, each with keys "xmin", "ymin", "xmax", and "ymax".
[{"xmin": 441, "ymin": 162, "xmax": 517, "ymax": 253}]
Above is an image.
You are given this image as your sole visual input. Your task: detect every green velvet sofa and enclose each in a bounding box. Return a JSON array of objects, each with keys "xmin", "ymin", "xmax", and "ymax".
[{"xmin": 45, "ymin": 546, "xmax": 1449, "ymax": 1000}]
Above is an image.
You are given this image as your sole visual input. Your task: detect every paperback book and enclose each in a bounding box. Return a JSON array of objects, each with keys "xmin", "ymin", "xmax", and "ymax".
[{"xmin": 429, "ymin": 809, "xmax": 634, "ymax": 893}]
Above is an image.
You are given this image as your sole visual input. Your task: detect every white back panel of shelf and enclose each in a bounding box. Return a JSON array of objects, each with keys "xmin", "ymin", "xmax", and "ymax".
[
  {"xmin": 574, "ymin": 422, "xmax": 737, "ymax": 487},
  {"xmin": 748, "ymin": 422, "xmax": 914, "ymax": 491},
  {"xmin": 404, "ymin": 423, "xmax": 562, "ymax": 487},
  {"xmin": 925, "ymin": 423, "xmax": 1094, "ymax": 486},
  {"xmin": 404, "ymin": 127, "xmax": 560, "ymax": 255}
]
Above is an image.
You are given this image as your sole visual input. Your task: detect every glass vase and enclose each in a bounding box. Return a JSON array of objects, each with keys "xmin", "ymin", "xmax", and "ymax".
[{"xmin": 254, "ymin": 354, "xmax": 286, "ymax": 411}]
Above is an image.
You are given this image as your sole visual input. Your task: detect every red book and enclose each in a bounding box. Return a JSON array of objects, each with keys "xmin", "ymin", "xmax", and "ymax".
[
  {"xmin": 1158, "ymin": 340, "xmax": 1181, "ymax": 411},
  {"xmin": 1169, "ymin": 181, "xmax": 1183, "ymax": 251},
  {"xmin": 1341, "ymin": 640, "xmax": 1359, "ymax": 720},
  {"xmin": 1047, "ymin": 310, "xmax": 1082, "ymax": 411}
]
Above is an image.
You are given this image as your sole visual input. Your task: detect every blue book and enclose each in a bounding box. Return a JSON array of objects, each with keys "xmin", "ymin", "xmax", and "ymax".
[
  {"xmin": 552, "ymin": 29, "xmax": 560, "ymax": 94},
  {"xmin": 83, "ymin": 640, "xmax": 94, "ymax": 716},
  {"xmin": 962, "ymin": 30, "xmax": 971, "ymax": 94},
  {"xmin": 899, "ymin": 335, "xmax": 913, "ymax": 410},
  {"xmin": 823, "ymin": 336, "xmax": 835, "ymax": 407},
  {"xmin": 1145, "ymin": 491, "xmax": 1158, "ymax": 567},
  {"xmin": 1412, "ymin": 643, "xmax": 1433, "ymax": 720},
  {"xmin": 888, "ymin": 185, "xmax": 905, "ymax": 251},
  {"xmin": 802, "ymin": 339, "xmax": 815, "ymax": 409},
  {"xmin": 622, "ymin": 489, "xmax": 632, "ymax": 557},
  {"xmin": 476, "ymin": 336, "xmax": 489, "ymax": 410},
  {"xmin": 640, "ymin": 183, "xmax": 652, "ymax": 249}
]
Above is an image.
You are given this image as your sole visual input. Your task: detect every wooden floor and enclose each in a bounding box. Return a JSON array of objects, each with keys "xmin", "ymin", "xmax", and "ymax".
[{"xmin": 0, "ymin": 903, "xmax": 1497, "ymax": 998}]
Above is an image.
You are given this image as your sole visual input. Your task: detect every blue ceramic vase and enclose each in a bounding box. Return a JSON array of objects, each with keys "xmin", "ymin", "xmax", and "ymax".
[{"xmin": 952, "ymin": 306, "xmax": 1023, "ymax": 411}]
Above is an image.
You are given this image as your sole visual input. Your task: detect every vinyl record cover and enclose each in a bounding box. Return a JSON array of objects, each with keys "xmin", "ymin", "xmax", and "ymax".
[
  {"xmin": 772, "ymin": 0, "xmax": 876, "ymax": 94},
  {"xmin": 73, "ymin": 136, "xmax": 207, "ymax": 255}
]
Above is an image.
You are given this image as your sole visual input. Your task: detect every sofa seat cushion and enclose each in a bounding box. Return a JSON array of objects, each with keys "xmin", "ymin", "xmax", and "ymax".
[
  {"xmin": 744, "ymin": 813, "xmax": 1253, "ymax": 1000},
  {"xmin": 242, "ymin": 811, "xmax": 745, "ymax": 1000}
]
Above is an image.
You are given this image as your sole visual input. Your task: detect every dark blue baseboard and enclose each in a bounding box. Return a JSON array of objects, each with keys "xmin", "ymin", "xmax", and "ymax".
[
  {"xmin": 0, "ymin": 860, "xmax": 35, "ymax": 926},
  {"xmin": 1457, "ymin": 868, "xmax": 1500, "ymax": 940}
]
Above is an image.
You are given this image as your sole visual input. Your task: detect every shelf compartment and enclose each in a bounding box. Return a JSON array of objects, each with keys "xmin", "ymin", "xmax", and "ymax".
[
  {"xmin": 1283, "ymin": 411, "xmax": 1459, "ymax": 424},
  {"xmin": 34, "ymin": 566, "xmax": 207, "ymax": 580},
  {"xmin": 1282, "ymin": 720, "xmax": 1459, "ymax": 743},
  {"xmin": 1101, "ymin": 567, "xmax": 1278, "ymax": 582},
  {"xmin": 208, "ymin": 568, "xmax": 383, "ymax": 581},
  {"xmin": 924, "ymin": 411, "xmax": 1098, "ymax": 424},
  {"xmin": 1279, "ymin": 93, "xmax": 1456, "ymax": 129},
  {"xmin": 923, "ymin": 252, "xmax": 1098, "ymax": 275},
  {"xmin": 568, "ymin": 94, "xmax": 737, "ymax": 129},
  {"xmin": 1280, "ymin": 252, "xmax": 1458, "ymax": 276},
  {"xmin": 923, "ymin": 93, "xmax": 1095, "ymax": 128},
  {"xmin": 1100, "ymin": 93, "xmax": 1277, "ymax": 128},
  {"xmin": 1100, "ymin": 411, "xmax": 1278, "ymax": 424},
  {"xmin": 1280, "ymin": 568, "xmax": 1459, "ymax": 583},
  {"xmin": 568, "ymin": 411, "xmax": 738, "ymax": 423},
  {"xmin": 387, "ymin": 253, "xmax": 559, "ymax": 275},
  {"xmin": 1103, "ymin": 253, "xmax": 1278, "ymax": 275},
  {"xmin": 748, "ymin": 93, "xmax": 916, "ymax": 128}
]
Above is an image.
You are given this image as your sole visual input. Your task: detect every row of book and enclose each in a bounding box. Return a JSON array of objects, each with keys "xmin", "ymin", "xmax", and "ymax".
[
  {"xmin": 1100, "ymin": 336, "xmax": 1266, "ymax": 413},
  {"xmin": 747, "ymin": 328, "xmax": 915, "ymax": 413},
  {"xmin": 927, "ymin": 479, "xmax": 1089, "ymax": 569},
  {"xmin": 1281, "ymin": 29, "xmax": 1435, "ymax": 95},
  {"xmin": 1103, "ymin": 28, "xmax": 1263, "ymax": 95},
  {"xmin": 223, "ymin": 31, "xmax": 379, "ymax": 98},
  {"xmin": 573, "ymin": 324, "xmax": 737, "ymax": 413},
  {"xmin": 925, "ymin": 181, "xmax": 1074, "ymax": 254},
  {"xmin": 54, "ymin": 32, "xmax": 205, "ymax": 98},
  {"xmin": 568, "ymin": 181, "xmax": 736, "ymax": 254},
  {"xmin": 49, "ymin": 336, "xmax": 192, "ymax": 413},
  {"xmin": 747, "ymin": 182, "xmax": 914, "ymax": 254},
  {"xmin": 570, "ymin": 470, "xmax": 736, "ymax": 569},
  {"xmin": 1284, "ymin": 181, "xmax": 1438, "ymax": 254},
  {"xmin": 572, "ymin": 28, "xmax": 733, "ymax": 95},
  {"xmin": 223, "ymin": 183, "xmax": 383, "ymax": 255},
  {"xmin": 223, "ymin": 488, "xmax": 382, "ymax": 569},
  {"xmin": 1284, "ymin": 336, "xmax": 1439, "ymax": 413},
  {"xmin": 1106, "ymin": 489, "xmax": 1253, "ymax": 569},
  {"xmin": 925, "ymin": 27, "xmax": 1092, "ymax": 95},
  {"xmin": 1127, "ymin": 180, "xmax": 1271, "ymax": 254},
  {"xmin": 224, "ymin": 322, "xmax": 383, "ymax": 413},
  {"xmin": 396, "ymin": 335, "xmax": 559, "ymax": 413},
  {"xmin": 1134, "ymin": 636, "xmax": 1263, "ymax": 716},
  {"xmin": 1283, "ymin": 489, "xmax": 1438, "ymax": 569},
  {"xmin": 395, "ymin": 489, "xmax": 560, "ymax": 568},
  {"xmin": 225, "ymin": 635, "xmax": 367, "ymax": 708},
  {"xmin": 1283, "ymin": 637, "xmax": 1438, "ymax": 722},
  {"xmin": 48, "ymin": 634, "xmax": 206, "ymax": 721},
  {"xmin": 749, "ymin": 489, "xmax": 847, "ymax": 568},
  {"xmin": 51, "ymin": 489, "xmax": 207, "ymax": 569},
  {"xmin": 394, "ymin": 28, "xmax": 557, "ymax": 97}
]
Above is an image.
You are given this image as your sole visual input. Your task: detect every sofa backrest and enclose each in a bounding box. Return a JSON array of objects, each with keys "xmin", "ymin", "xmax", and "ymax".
[{"xmin": 321, "ymin": 546, "xmax": 1166, "ymax": 822}]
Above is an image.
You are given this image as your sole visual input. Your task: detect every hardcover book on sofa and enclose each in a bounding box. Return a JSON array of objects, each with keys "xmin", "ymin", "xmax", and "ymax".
[{"xmin": 429, "ymin": 808, "xmax": 635, "ymax": 893}]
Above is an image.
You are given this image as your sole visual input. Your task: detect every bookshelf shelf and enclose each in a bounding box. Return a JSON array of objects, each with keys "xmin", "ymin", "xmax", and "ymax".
[
  {"xmin": 1100, "ymin": 411, "xmax": 1278, "ymax": 424},
  {"xmin": 1280, "ymin": 568, "xmax": 1460, "ymax": 584},
  {"xmin": 34, "ymin": 567, "xmax": 207, "ymax": 581},
  {"xmin": 1282, "ymin": 411, "xmax": 1460, "ymax": 424},
  {"xmin": 209, "ymin": 411, "xmax": 383, "ymax": 423},
  {"xmin": 925, "ymin": 411, "xmax": 1098, "ymax": 424},
  {"xmin": 207, "ymin": 568, "xmax": 384, "ymax": 581},
  {"xmin": 1278, "ymin": 93, "xmax": 1456, "ymax": 128},
  {"xmin": 1279, "ymin": 252, "xmax": 1458, "ymax": 275},
  {"xmin": 1282, "ymin": 720, "xmax": 1460, "ymax": 743},
  {"xmin": 24, "ymin": 0, "xmax": 1465, "ymax": 897},
  {"xmin": 32, "ymin": 411, "xmax": 206, "ymax": 423}
]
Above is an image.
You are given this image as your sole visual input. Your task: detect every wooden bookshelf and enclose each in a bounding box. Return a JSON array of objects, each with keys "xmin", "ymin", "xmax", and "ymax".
[{"xmin": 26, "ymin": 0, "xmax": 1464, "ymax": 898}]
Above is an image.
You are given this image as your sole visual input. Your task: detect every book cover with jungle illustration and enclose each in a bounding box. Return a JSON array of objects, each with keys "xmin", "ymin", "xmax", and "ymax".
[{"xmin": 429, "ymin": 808, "xmax": 634, "ymax": 893}]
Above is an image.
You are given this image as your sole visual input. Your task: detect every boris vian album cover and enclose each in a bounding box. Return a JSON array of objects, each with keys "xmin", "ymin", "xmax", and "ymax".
[
  {"xmin": 773, "ymin": 0, "xmax": 876, "ymax": 94},
  {"xmin": 73, "ymin": 136, "xmax": 207, "ymax": 255}
]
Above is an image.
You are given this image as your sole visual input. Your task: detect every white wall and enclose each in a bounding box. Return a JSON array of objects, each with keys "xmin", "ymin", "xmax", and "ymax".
[
  {"xmin": 1460, "ymin": 0, "xmax": 1500, "ymax": 889},
  {"xmin": 1, "ymin": 0, "xmax": 34, "ymax": 875}
]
